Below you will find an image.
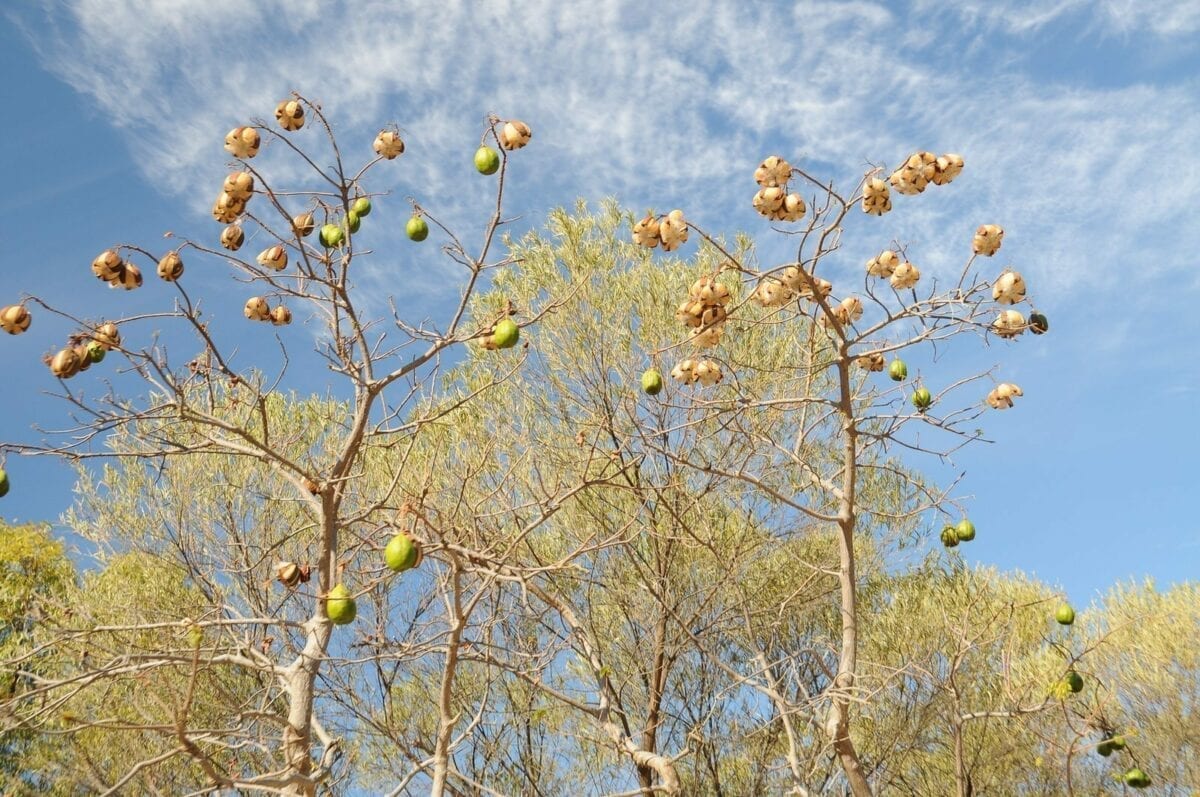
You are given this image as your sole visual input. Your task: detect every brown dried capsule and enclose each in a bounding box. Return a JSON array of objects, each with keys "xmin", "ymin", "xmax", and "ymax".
[
  {"xmin": 220, "ymin": 225, "xmax": 245, "ymax": 251},
  {"xmin": 157, "ymin": 251, "xmax": 184, "ymax": 281},
  {"xmin": 270, "ymin": 305, "xmax": 292, "ymax": 326},
  {"xmin": 224, "ymin": 126, "xmax": 261, "ymax": 159},
  {"xmin": 275, "ymin": 99, "xmax": 304, "ymax": 132},
  {"xmin": 498, "ymin": 120, "xmax": 532, "ymax": 150},
  {"xmin": 373, "ymin": 130, "xmax": 405, "ymax": 159},
  {"xmin": 244, "ymin": 297, "xmax": 271, "ymax": 322},
  {"xmin": 0, "ymin": 304, "xmax": 31, "ymax": 335}
]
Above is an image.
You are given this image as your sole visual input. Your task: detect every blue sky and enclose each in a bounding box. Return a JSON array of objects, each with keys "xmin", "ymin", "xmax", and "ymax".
[{"xmin": 1, "ymin": 1, "xmax": 1197, "ymax": 603}]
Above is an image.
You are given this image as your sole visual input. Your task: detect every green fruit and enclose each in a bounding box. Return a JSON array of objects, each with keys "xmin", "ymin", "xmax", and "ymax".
[
  {"xmin": 326, "ymin": 584, "xmax": 356, "ymax": 625},
  {"xmin": 1123, "ymin": 768, "xmax": 1150, "ymax": 788},
  {"xmin": 319, "ymin": 224, "xmax": 344, "ymax": 248},
  {"xmin": 1109, "ymin": 734, "xmax": 1126, "ymax": 750},
  {"xmin": 1055, "ymin": 602, "xmax": 1075, "ymax": 625},
  {"xmin": 352, "ymin": 196, "xmax": 372, "ymax": 217},
  {"xmin": 85, "ymin": 341, "xmax": 106, "ymax": 363},
  {"xmin": 474, "ymin": 145, "xmax": 500, "ymax": 175},
  {"xmin": 955, "ymin": 518, "xmax": 975, "ymax": 542},
  {"xmin": 911, "ymin": 387, "xmax": 932, "ymax": 411},
  {"xmin": 888, "ymin": 359, "xmax": 908, "ymax": 381},
  {"xmin": 187, "ymin": 624, "xmax": 204, "ymax": 648},
  {"xmin": 1097, "ymin": 740, "xmax": 1114, "ymax": 757},
  {"xmin": 641, "ymin": 369, "xmax": 664, "ymax": 395},
  {"xmin": 940, "ymin": 525, "xmax": 959, "ymax": 548},
  {"xmin": 1029, "ymin": 312, "xmax": 1049, "ymax": 335},
  {"xmin": 1064, "ymin": 670, "xmax": 1083, "ymax": 693},
  {"xmin": 406, "ymin": 216, "xmax": 429, "ymax": 242},
  {"xmin": 0, "ymin": 469, "xmax": 8, "ymax": 498},
  {"xmin": 384, "ymin": 533, "xmax": 419, "ymax": 572},
  {"xmin": 346, "ymin": 210, "xmax": 361, "ymax": 234},
  {"xmin": 492, "ymin": 319, "xmax": 519, "ymax": 349}
]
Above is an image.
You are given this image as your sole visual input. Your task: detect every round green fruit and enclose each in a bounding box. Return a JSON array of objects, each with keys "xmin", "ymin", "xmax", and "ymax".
[
  {"xmin": 326, "ymin": 584, "xmax": 356, "ymax": 625},
  {"xmin": 319, "ymin": 224, "xmax": 344, "ymax": 248},
  {"xmin": 1029, "ymin": 312, "xmax": 1049, "ymax": 335},
  {"xmin": 384, "ymin": 533, "xmax": 419, "ymax": 572},
  {"xmin": 911, "ymin": 387, "xmax": 932, "ymax": 411},
  {"xmin": 474, "ymin": 145, "xmax": 500, "ymax": 175},
  {"xmin": 940, "ymin": 525, "xmax": 959, "ymax": 548},
  {"xmin": 1109, "ymin": 734, "xmax": 1126, "ymax": 750},
  {"xmin": 1097, "ymin": 740, "xmax": 1114, "ymax": 757},
  {"xmin": 1064, "ymin": 670, "xmax": 1083, "ymax": 693},
  {"xmin": 85, "ymin": 341, "xmax": 106, "ymax": 364},
  {"xmin": 406, "ymin": 216, "xmax": 429, "ymax": 242},
  {"xmin": 888, "ymin": 359, "xmax": 908, "ymax": 381},
  {"xmin": 346, "ymin": 210, "xmax": 361, "ymax": 234},
  {"xmin": 641, "ymin": 369, "xmax": 664, "ymax": 395},
  {"xmin": 1055, "ymin": 602, "xmax": 1075, "ymax": 625},
  {"xmin": 0, "ymin": 469, "xmax": 8, "ymax": 498},
  {"xmin": 1123, "ymin": 768, "xmax": 1150, "ymax": 788},
  {"xmin": 352, "ymin": 196, "xmax": 372, "ymax": 217},
  {"xmin": 955, "ymin": 518, "xmax": 975, "ymax": 542},
  {"xmin": 492, "ymin": 319, "xmax": 519, "ymax": 349}
]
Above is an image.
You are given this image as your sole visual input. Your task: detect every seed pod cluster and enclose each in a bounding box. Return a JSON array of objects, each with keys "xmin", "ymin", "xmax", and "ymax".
[
  {"xmin": 676, "ymin": 275, "xmax": 730, "ymax": 349},
  {"xmin": 0, "ymin": 304, "xmax": 32, "ymax": 335},
  {"xmin": 45, "ymin": 323, "xmax": 118, "ymax": 379},
  {"xmin": 498, "ymin": 120, "xmax": 532, "ymax": 150},
  {"xmin": 753, "ymin": 266, "xmax": 831, "ymax": 309},
  {"xmin": 275, "ymin": 99, "xmax": 305, "ymax": 132},
  {"xmin": 822, "ymin": 296, "xmax": 863, "ymax": 327},
  {"xmin": 973, "ymin": 224, "xmax": 1004, "ymax": 256},
  {"xmin": 751, "ymin": 156, "xmax": 807, "ymax": 222},
  {"xmin": 866, "ymin": 250, "xmax": 901, "ymax": 278},
  {"xmin": 890, "ymin": 151, "xmax": 963, "ymax": 195},
  {"xmin": 275, "ymin": 561, "xmax": 311, "ymax": 588},
  {"xmin": 992, "ymin": 268, "xmax": 1026, "ymax": 304},
  {"xmin": 633, "ymin": 209, "xmax": 689, "ymax": 252},
  {"xmin": 862, "ymin": 177, "xmax": 892, "ymax": 216},
  {"xmin": 671, "ymin": 358, "xmax": 723, "ymax": 387},
  {"xmin": 856, "ymin": 352, "xmax": 885, "ymax": 372},
  {"xmin": 986, "ymin": 382, "xmax": 1023, "ymax": 409},
  {"xmin": 374, "ymin": 129, "xmax": 405, "ymax": 159},
  {"xmin": 889, "ymin": 261, "xmax": 921, "ymax": 289},
  {"xmin": 91, "ymin": 249, "xmax": 143, "ymax": 290}
]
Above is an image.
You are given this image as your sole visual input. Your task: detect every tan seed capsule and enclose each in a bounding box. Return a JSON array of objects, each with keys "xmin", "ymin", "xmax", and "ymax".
[
  {"xmin": 275, "ymin": 561, "xmax": 301, "ymax": 588},
  {"xmin": 992, "ymin": 309, "xmax": 1026, "ymax": 338},
  {"xmin": 992, "ymin": 269, "xmax": 1027, "ymax": 304},
  {"xmin": 498, "ymin": 120, "xmax": 532, "ymax": 150},
  {"xmin": 220, "ymin": 225, "xmax": 245, "ymax": 251},
  {"xmin": 694, "ymin": 359, "xmax": 723, "ymax": 386},
  {"xmin": 224, "ymin": 126, "xmax": 261, "ymax": 158},
  {"xmin": 754, "ymin": 155, "xmax": 792, "ymax": 187},
  {"xmin": 890, "ymin": 261, "xmax": 920, "ymax": 290},
  {"xmin": 373, "ymin": 130, "xmax": 405, "ymax": 159},
  {"xmin": 781, "ymin": 192, "xmax": 807, "ymax": 222},
  {"xmin": 275, "ymin": 99, "xmax": 305, "ymax": 131},
  {"xmin": 632, "ymin": 214, "xmax": 661, "ymax": 248},
  {"xmin": 270, "ymin": 305, "xmax": 292, "ymax": 326},
  {"xmin": 256, "ymin": 245, "xmax": 288, "ymax": 272},
  {"xmin": 973, "ymin": 224, "xmax": 1004, "ymax": 256},
  {"xmin": 244, "ymin": 297, "xmax": 271, "ymax": 321},
  {"xmin": 93, "ymin": 322, "xmax": 120, "ymax": 350},
  {"xmin": 50, "ymin": 347, "xmax": 81, "ymax": 378},
  {"xmin": 157, "ymin": 251, "xmax": 184, "ymax": 281},
  {"xmin": 856, "ymin": 352, "xmax": 885, "ymax": 371},
  {"xmin": 0, "ymin": 304, "xmax": 31, "ymax": 335},
  {"xmin": 223, "ymin": 171, "xmax": 255, "ymax": 201},
  {"xmin": 112, "ymin": 263, "xmax": 142, "ymax": 290},
  {"xmin": 92, "ymin": 249, "xmax": 123, "ymax": 281},
  {"xmin": 659, "ymin": 209, "xmax": 688, "ymax": 252},
  {"xmin": 752, "ymin": 186, "xmax": 785, "ymax": 216},
  {"xmin": 292, "ymin": 212, "xmax": 315, "ymax": 237}
]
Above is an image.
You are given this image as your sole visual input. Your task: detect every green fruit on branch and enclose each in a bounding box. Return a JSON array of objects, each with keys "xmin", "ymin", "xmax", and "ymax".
[
  {"xmin": 492, "ymin": 319, "xmax": 520, "ymax": 349},
  {"xmin": 1064, "ymin": 670, "xmax": 1083, "ymax": 693},
  {"xmin": 475, "ymin": 145, "xmax": 500, "ymax": 175},
  {"xmin": 346, "ymin": 210, "xmax": 361, "ymax": 234},
  {"xmin": 0, "ymin": 469, "xmax": 9, "ymax": 498},
  {"xmin": 406, "ymin": 215, "xmax": 429, "ymax": 242},
  {"xmin": 319, "ymin": 224, "xmax": 344, "ymax": 248},
  {"xmin": 1123, "ymin": 768, "xmax": 1150, "ymax": 788},
  {"xmin": 1097, "ymin": 739, "xmax": 1114, "ymax": 757},
  {"xmin": 384, "ymin": 533, "xmax": 420, "ymax": 572},
  {"xmin": 888, "ymin": 359, "xmax": 908, "ymax": 381},
  {"xmin": 911, "ymin": 387, "xmax": 932, "ymax": 411},
  {"xmin": 940, "ymin": 525, "xmax": 959, "ymax": 548},
  {"xmin": 641, "ymin": 369, "xmax": 664, "ymax": 396},
  {"xmin": 955, "ymin": 518, "xmax": 976, "ymax": 542},
  {"xmin": 352, "ymin": 197, "xmax": 372, "ymax": 217},
  {"xmin": 1055, "ymin": 602, "xmax": 1075, "ymax": 625},
  {"xmin": 1109, "ymin": 734, "xmax": 1126, "ymax": 750},
  {"xmin": 326, "ymin": 584, "xmax": 357, "ymax": 625},
  {"xmin": 1029, "ymin": 312, "xmax": 1049, "ymax": 335}
]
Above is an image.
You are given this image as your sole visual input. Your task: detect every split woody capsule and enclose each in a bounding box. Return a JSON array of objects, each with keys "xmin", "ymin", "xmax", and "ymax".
[
  {"xmin": 867, "ymin": 250, "xmax": 900, "ymax": 278},
  {"xmin": 49, "ymin": 347, "xmax": 81, "ymax": 378},
  {"xmin": 92, "ymin": 249, "xmax": 123, "ymax": 282},
  {"xmin": 292, "ymin": 212, "xmax": 315, "ymax": 237},
  {"xmin": 992, "ymin": 309, "xmax": 1026, "ymax": 339},
  {"xmin": 754, "ymin": 155, "xmax": 792, "ymax": 187},
  {"xmin": 222, "ymin": 172, "xmax": 254, "ymax": 201},
  {"xmin": 224, "ymin": 126, "xmax": 261, "ymax": 159},
  {"xmin": 986, "ymin": 382, "xmax": 1023, "ymax": 409},
  {"xmin": 373, "ymin": 130, "xmax": 405, "ymax": 159},
  {"xmin": 778, "ymin": 193, "xmax": 807, "ymax": 222},
  {"xmin": 889, "ymin": 151, "xmax": 937, "ymax": 196},
  {"xmin": 244, "ymin": 296, "xmax": 271, "ymax": 322},
  {"xmin": 0, "ymin": 305, "xmax": 31, "ymax": 335},
  {"xmin": 753, "ymin": 278, "xmax": 793, "ymax": 308},
  {"xmin": 828, "ymin": 296, "xmax": 864, "ymax": 326},
  {"xmin": 92, "ymin": 322, "xmax": 120, "ymax": 350},
  {"xmin": 212, "ymin": 192, "xmax": 246, "ymax": 223},
  {"xmin": 856, "ymin": 352, "xmax": 885, "ymax": 371},
  {"xmin": 632, "ymin": 214, "xmax": 661, "ymax": 248},
  {"xmin": 270, "ymin": 306, "xmax": 292, "ymax": 326},
  {"xmin": 658, "ymin": 210, "xmax": 688, "ymax": 252},
  {"xmin": 111, "ymin": 262, "xmax": 142, "ymax": 290},
  {"xmin": 157, "ymin": 251, "xmax": 184, "ymax": 281},
  {"xmin": 931, "ymin": 153, "xmax": 964, "ymax": 185},
  {"xmin": 275, "ymin": 99, "xmax": 305, "ymax": 132},
  {"xmin": 992, "ymin": 269, "xmax": 1027, "ymax": 304},
  {"xmin": 498, "ymin": 120, "xmax": 532, "ymax": 150},
  {"xmin": 256, "ymin": 245, "xmax": 288, "ymax": 272},
  {"xmin": 862, "ymin": 178, "xmax": 892, "ymax": 216},
  {"xmin": 753, "ymin": 186, "xmax": 785, "ymax": 217},
  {"xmin": 973, "ymin": 225, "xmax": 1004, "ymax": 256},
  {"xmin": 671, "ymin": 358, "xmax": 698, "ymax": 385},
  {"xmin": 693, "ymin": 359, "xmax": 723, "ymax": 386},
  {"xmin": 220, "ymin": 225, "xmax": 245, "ymax": 251},
  {"xmin": 890, "ymin": 261, "xmax": 920, "ymax": 290}
]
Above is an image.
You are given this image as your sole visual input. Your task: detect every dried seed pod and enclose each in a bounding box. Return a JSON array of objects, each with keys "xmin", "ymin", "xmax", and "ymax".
[
  {"xmin": 973, "ymin": 224, "xmax": 1004, "ymax": 256},
  {"xmin": 690, "ymin": 324, "xmax": 722, "ymax": 348},
  {"xmin": 222, "ymin": 171, "xmax": 255, "ymax": 201},
  {"xmin": 256, "ymin": 245, "xmax": 288, "ymax": 272},
  {"xmin": 670, "ymin": 358, "xmax": 698, "ymax": 384},
  {"xmin": 779, "ymin": 266, "xmax": 805, "ymax": 291},
  {"xmin": 992, "ymin": 309, "xmax": 1026, "ymax": 338},
  {"xmin": 633, "ymin": 214, "xmax": 661, "ymax": 248},
  {"xmin": 498, "ymin": 120, "xmax": 532, "ymax": 150},
  {"xmin": 224, "ymin": 126, "xmax": 261, "ymax": 159},
  {"xmin": 690, "ymin": 276, "xmax": 730, "ymax": 305},
  {"xmin": 676, "ymin": 299, "xmax": 706, "ymax": 328},
  {"xmin": 212, "ymin": 192, "xmax": 246, "ymax": 223},
  {"xmin": 220, "ymin": 224, "xmax": 245, "ymax": 251},
  {"xmin": 780, "ymin": 192, "xmax": 807, "ymax": 222},
  {"xmin": 932, "ymin": 153, "xmax": 964, "ymax": 185},
  {"xmin": 856, "ymin": 352, "xmax": 885, "ymax": 371},
  {"xmin": 0, "ymin": 305, "xmax": 31, "ymax": 335},
  {"xmin": 292, "ymin": 211, "xmax": 315, "ymax": 237},
  {"xmin": 275, "ymin": 561, "xmax": 302, "ymax": 588},
  {"xmin": 986, "ymin": 382, "xmax": 1024, "ymax": 409},
  {"xmin": 862, "ymin": 178, "xmax": 892, "ymax": 216},
  {"xmin": 659, "ymin": 209, "xmax": 689, "ymax": 252},
  {"xmin": 156, "ymin": 251, "xmax": 184, "ymax": 281},
  {"xmin": 754, "ymin": 155, "xmax": 792, "ymax": 187},
  {"xmin": 694, "ymin": 359, "xmax": 723, "ymax": 386},
  {"xmin": 112, "ymin": 263, "xmax": 142, "ymax": 290},
  {"xmin": 93, "ymin": 322, "xmax": 120, "ymax": 350},
  {"xmin": 92, "ymin": 249, "xmax": 123, "ymax": 281},
  {"xmin": 373, "ymin": 130, "xmax": 405, "ymax": 159},
  {"xmin": 270, "ymin": 305, "xmax": 292, "ymax": 326},
  {"xmin": 244, "ymin": 296, "xmax": 271, "ymax": 321},
  {"xmin": 50, "ymin": 347, "xmax": 81, "ymax": 378},
  {"xmin": 867, "ymin": 250, "xmax": 900, "ymax": 278},
  {"xmin": 752, "ymin": 186, "xmax": 785, "ymax": 216},
  {"xmin": 275, "ymin": 99, "xmax": 305, "ymax": 131},
  {"xmin": 992, "ymin": 269, "xmax": 1027, "ymax": 304},
  {"xmin": 73, "ymin": 344, "xmax": 93, "ymax": 373},
  {"xmin": 699, "ymin": 303, "xmax": 727, "ymax": 328},
  {"xmin": 797, "ymin": 276, "xmax": 833, "ymax": 302},
  {"xmin": 890, "ymin": 261, "xmax": 920, "ymax": 289},
  {"xmin": 753, "ymin": 278, "xmax": 793, "ymax": 308},
  {"xmin": 831, "ymin": 296, "xmax": 864, "ymax": 326}
]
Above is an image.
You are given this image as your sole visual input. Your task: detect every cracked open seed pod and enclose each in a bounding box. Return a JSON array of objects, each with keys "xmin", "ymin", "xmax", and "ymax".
[
  {"xmin": 752, "ymin": 186, "xmax": 785, "ymax": 217},
  {"xmin": 676, "ymin": 300, "xmax": 705, "ymax": 328},
  {"xmin": 797, "ymin": 276, "xmax": 833, "ymax": 302},
  {"xmin": 932, "ymin": 153, "xmax": 964, "ymax": 185},
  {"xmin": 671, "ymin": 359, "xmax": 698, "ymax": 384},
  {"xmin": 699, "ymin": 303, "xmax": 727, "ymax": 328},
  {"xmin": 93, "ymin": 322, "xmax": 120, "ymax": 350},
  {"xmin": 256, "ymin": 245, "xmax": 288, "ymax": 272},
  {"xmin": 779, "ymin": 266, "xmax": 805, "ymax": 291},
  {"xmin": 690, "ymin": 276, "xmax": 730, "ymax": 305},
  {"xmin": 111, "ymin": 262, "xmax": 142, "ymax": 290},
  {"xmin": 867, "ymin": 250, "xmax": 900, "ymax": 278},
  {"xmin": 632, "ymin": 214, "xmax": 661, "ymax": 248},
  {"xmin": 690, "ymin": 325, "xmax": 722, "ymax": 348},
  {"xmin": 275, "ymin": 561, "xmax": 302, "ymax": 588},
  {"xmin": 157, "ymin": 251, "xmax": 184, "ymax": 281},
  {"xmin": 890, "ymin": 261, "xmax": 920, "ymax": 289},
  {"xmin": 498, "ymin": 120, "xmax": 532, "ymax": 150},
  {"xmin": 92, "ymin": 249, "xmax": 123, "ymax": 281},
  {"xmin": 862, "ymin": 178, "xmax": 892, "ymax": 216},
  {"xmin": 0, "ymin": 305, "xmax": 31, "ymax": 335},
  {"xmin": 212, "ymin": 192, "xmax": 246, "ymax": 223},
  {"xmin": 856, "ymin": 352, "xmax": 885, "ymax": 371},
  {"xmin": 973, "ymin": 224, "xmax": 1004, "ymax": 256},
  {"xmin": 275, "ymin": 99, "xmax": 305, "ymax": 131},
  {"xmin": 659, "ymin": 209, "xmax": 688, "ymax": 252},
  {"xmin": 72, "ymin": 344, "xmax": 94, "ymax": 373},
  {"xmin": 992, "ymin": 309, "xmax": 1026, "ymax": 338},
  {"xmin": 830, "ymin": 296, "xmax": 864, "ymax": 326},
  {"xmin": 222, "ymin": 171, "xmax": 254, "ymax": 201},
  {"xmin": 292, "ymin": 212, "xmax": 315, "ymax": 237},
  {"xmin": 50, "ymin": 347, "xmax": 81, "ymax": 378},
  {"xmin": 754, "ymin": 155, "xmax": 792, "ymax": 187},
  {"xmin": 694, "ymin": 359, "xmax": 723, "ymax": 386},
  {"xmin": 244, "ymin": 296, "xmax": 271, "ymax": 321},
  {"xmin": 780, "ymin": 193, "xmax": 807, "ymax": 222},
  {"xmin": 992, "ymin": 269, "xmax": 1027, "ymax": 304},
  {"xmin": 224, "ymin": 126, "xmax": 260, "ymax": 158},
  {"xmin": 220, "ymin": 224, "xmax": 245, "ymax": 251},
  {"xmin": 986, "ymin": 382, "xmax": 1024, "ymax": 409},
  {"xmin": 753, "ymin": 278, "xmax": 793, "ymax": 308},
  {"xmin": 270, "ymin": 305, "xmax": 292, "ymax": 326},
  {"xmin": 373, "ymin": 130, "xmax": 405, "ymax": 159},
  {"xmin": 889, "ymin": 151, "xmax": 937, "ymax": 195}
]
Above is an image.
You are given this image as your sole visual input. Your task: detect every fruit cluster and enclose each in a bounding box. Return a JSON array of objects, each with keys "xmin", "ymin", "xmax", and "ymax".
[
  {"xmin": 244, "ymin": 297, "xmax": 292, "ymax": 326},
  {"xmin": 676, "ymin": 275, "xmax": 730, "ymax": 349},
  {"xmin": 45, "ymin": 322, "xmax": 119, "ymax": 379},
  {"xmin": 671, "ymin": 358, "xmax": 722, "ymax": 387},
  {"xmin": 751, "ymin": 156, "xmax": 807, "ymax": 223},
  {"xmin": 940, "ymin": 518, "xmax": 976, "ymax": 547},
  {"xmin": 889, "ymin": 151, "xmax": 963, "ymax": 195},
  {"xmin": 91, "ymin": 249, "xmax": 143, "ymax": 290},
  {"xmin": 633, "ymin": 209, "xmax": 689, "ymax": 252},
  {"xmin": 752, "ymin": 266, "xmax": 831, "ymax": 309}
]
